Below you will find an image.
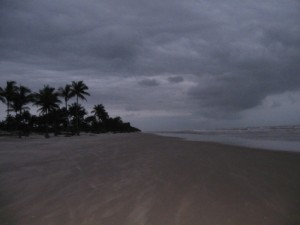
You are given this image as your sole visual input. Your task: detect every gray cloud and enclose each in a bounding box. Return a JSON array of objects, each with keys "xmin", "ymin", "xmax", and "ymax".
[
  {"xmin": 138, "ymin": 79, "xmax": 160, "ymax": 87},
  {"xmin": 168, "ymin": 76, "xmax": 184, "ymax": 83},
  {"xmin": 1, "ymin": 0, "xmax": 300, "ymax": 129}
]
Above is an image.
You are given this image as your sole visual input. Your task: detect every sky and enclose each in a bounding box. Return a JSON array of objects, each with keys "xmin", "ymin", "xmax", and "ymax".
[{"xmin": 1, "ymin": 0, "xmax": 300, "ymax": 131}]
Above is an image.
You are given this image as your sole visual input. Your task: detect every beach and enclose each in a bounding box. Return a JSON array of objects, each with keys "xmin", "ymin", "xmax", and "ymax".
[{"xmin": 0, "ymin": 133, "xmax": 299, "ymax": 225}]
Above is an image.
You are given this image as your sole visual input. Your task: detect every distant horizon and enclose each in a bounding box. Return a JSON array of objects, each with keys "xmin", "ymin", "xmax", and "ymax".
[{"xmin": 147, "ymin": 123, "xmax": 300, "ymax": 133}]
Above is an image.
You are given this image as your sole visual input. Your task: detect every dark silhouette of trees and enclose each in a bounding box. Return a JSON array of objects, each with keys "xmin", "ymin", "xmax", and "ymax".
[
  {"xmin": 10, "ymin": 85, "xmax": 32, "ymax": 138},
  {"xmin": 1, "ymin": 81, "xmax": 18, "ymax": 117},
  {"xmin": 10, "ymin": 85, "xmax": 32, "ymax": 115},
  {"xmin": 17, "ymin": 111, "xmax": 32, "ymax": 137},
  {"xmin": 0, "ymin": 80, "xmax": 140, "ymax": 137},
  {"xmin": 48, "ymin": 108, "xmax": 67, "ymax": 136},
  {"xmin": 106, "ymin": 116, "xmax": 139, "ymax": 133},
  {"xmin": 89, "ymin": 105, "xmax": 140, "ymax": 133},
  {"xmin": 70, "ymin": 81, "xmax": 90, "ymax": 135},
  {"xmin": 84, "ymin": 115, "xmax": 97, "ymax": 132},
  {"xmin": 68, "ymin": 103, "xmax": 87, "ymax": 133},
  {"xmin": 33, "ymin": 85, "xmax": 61, "ymax": 138},
  {"xmin": 92, "ymin": 104, "xmax": 109, "ymax": 122},
  {"xmin": 91, "ymin": 104, "xmax": 109, "ymax": 132}
]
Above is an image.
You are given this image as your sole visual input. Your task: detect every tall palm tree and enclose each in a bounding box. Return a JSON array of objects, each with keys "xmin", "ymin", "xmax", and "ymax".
[
  {"xmin": 58, "ymin": 84, "xmax": 73, "ymax": 111},
  {"xmin": 33, "ymin": 85, "xmax": 61, "ymax": 138},
  {"xmin": 10, "ymin": 85, "xmax": 32, "ymax": 115},
  {"xmin": 10, "ymin": 85, "xmax": 32, "ymax": 138},
  {"xmin": 1, "ymin": 81, "xmax": 18, "ymax": 117},
  {"xmin": 70, "ymin": 81, "xmax": 90, "ymax": 135},
  {"xmin": 58, "ymin": 84, "xmax": 74, "ymax": 131}
]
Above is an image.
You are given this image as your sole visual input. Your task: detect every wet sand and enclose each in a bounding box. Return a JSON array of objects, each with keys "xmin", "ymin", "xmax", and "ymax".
[{"xmin": 0, "ymin": 133, "xmax": 299, "ymax": 225}]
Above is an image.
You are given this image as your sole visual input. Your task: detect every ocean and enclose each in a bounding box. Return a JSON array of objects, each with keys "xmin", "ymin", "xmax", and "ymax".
[{"xmin": 156, "ymin": 125, "xmax": 300, "ymax": 153}]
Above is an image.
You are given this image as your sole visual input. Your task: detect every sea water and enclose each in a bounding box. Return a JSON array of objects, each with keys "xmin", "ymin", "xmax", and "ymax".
[{"xmin": 156, "ymin": 125, "xmax": 300, "ymax": 153}]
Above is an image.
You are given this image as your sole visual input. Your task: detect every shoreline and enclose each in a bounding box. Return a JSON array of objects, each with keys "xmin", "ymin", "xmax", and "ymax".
[
  {"xmin": 1, "ymin": 133, "xmax": 300, "ymax": 225},
  {"xmin": 1, "ymin": 131, "xmax": 300, "ymax": 153},
  {"xmin": 154, "ymin": 131, "xmax": 300, "ymax": 153},
  {"xmin": 1, "ymin": 131, "xmax": 300, "ymax": 154}
]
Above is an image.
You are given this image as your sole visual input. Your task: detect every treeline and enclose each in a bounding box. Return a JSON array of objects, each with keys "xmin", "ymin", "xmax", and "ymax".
[{"xmin": 0, "ymin": 81, "xmax": 140, "ymax": 138}]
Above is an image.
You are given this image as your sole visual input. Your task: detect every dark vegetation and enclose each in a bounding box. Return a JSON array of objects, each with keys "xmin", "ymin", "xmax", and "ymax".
[{"xmin": 0, "ymin": 81, "xmax": 140, "ymax": 138}]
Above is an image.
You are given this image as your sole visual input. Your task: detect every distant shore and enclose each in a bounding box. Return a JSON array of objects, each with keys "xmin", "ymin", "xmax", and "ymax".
[{"xmin": 0, "ymin": 133, "xmax": 299, "ymax": 225}]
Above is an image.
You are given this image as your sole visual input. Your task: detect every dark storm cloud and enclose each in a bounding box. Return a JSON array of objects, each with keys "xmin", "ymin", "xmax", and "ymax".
[
  {"xmin": 1, "ymin": 0, "xmax": 300, "ymax": 126},
  {"xmin": 189, "ymin": 56, "xmax": 300, "ymax": 117}
]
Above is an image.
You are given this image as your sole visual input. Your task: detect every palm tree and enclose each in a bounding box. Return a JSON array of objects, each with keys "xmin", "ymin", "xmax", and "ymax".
[
  {"xmin": 1, "ymin": 81, "xmax": 18, "ymax": 117},
  {"xmin": 58, "ymin": 84, "xmax": 74, "ymax": 131},
  {"xmin": 33, "ymin": 85, "xmax": 61, "ymax": 138},
  {"xmin": 91, "ymin": 104, "xmax": 109, "ymax": 122},
  {"xmin": 10, "ymin": 85, "xmax": 32, "ymax": 116},
  {"xmin": 10, "ymin": 85, "xmax": 32, "ymax": 138},
  {"xmin": 91, "ymin": 104, "xmax": 109, "ymax": 132},
  {"xmin": 70, "ymin": 81, "xmax": 90, "ymax": 135},
  {"xmin": 58, "ymin": 84, "xmax": 73, "ymax": 111}
]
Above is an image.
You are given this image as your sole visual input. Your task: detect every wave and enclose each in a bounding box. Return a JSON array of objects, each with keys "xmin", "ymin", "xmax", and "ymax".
[{"xmin": 156, "ymin": 125, "xmax": 300, "ymax": 152}]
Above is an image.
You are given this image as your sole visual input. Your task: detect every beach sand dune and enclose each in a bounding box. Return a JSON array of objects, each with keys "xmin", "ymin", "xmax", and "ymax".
[{"xmin": 0, "ymin": 133, "xmax": 299, "ymax": 225}]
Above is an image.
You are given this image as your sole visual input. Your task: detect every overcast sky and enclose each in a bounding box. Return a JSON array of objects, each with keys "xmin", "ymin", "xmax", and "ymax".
[{"xmin": 1, "ymin": 0, "xmax": 300, "ymax": 131}]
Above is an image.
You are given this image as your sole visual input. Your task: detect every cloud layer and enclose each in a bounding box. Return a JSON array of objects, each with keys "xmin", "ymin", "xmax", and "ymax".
[{"xmin": 1, "ymin": 0, "xmax": 300, "ymax": 130}]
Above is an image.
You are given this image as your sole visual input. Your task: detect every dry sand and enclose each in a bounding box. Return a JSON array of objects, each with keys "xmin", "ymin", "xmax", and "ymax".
[{"xmin": 0, "ymin": 133, "xmax": 299, "ymax": 225}]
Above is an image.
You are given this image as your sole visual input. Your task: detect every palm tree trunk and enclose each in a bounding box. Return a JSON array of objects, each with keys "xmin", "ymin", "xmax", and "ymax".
[
  {"xmin": 45, "ymin": 111, "xmax": 49, "ymax": 138},
  {"xmin": 6, "ymin": 102, "xmax": 9, "ymax": 118},
  {"xmin": 18, "ymin": 110, "xmax": 22, "ymax": 138},
  {"xmin": 65, "ymin": 100, "xmax": 70, "ymax": 133}
]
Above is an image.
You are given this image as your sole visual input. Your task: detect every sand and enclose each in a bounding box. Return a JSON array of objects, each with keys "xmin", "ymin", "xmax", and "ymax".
[{"xmin": 0, "ymin": 133, "xmax": 299, "ymax": 225}]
